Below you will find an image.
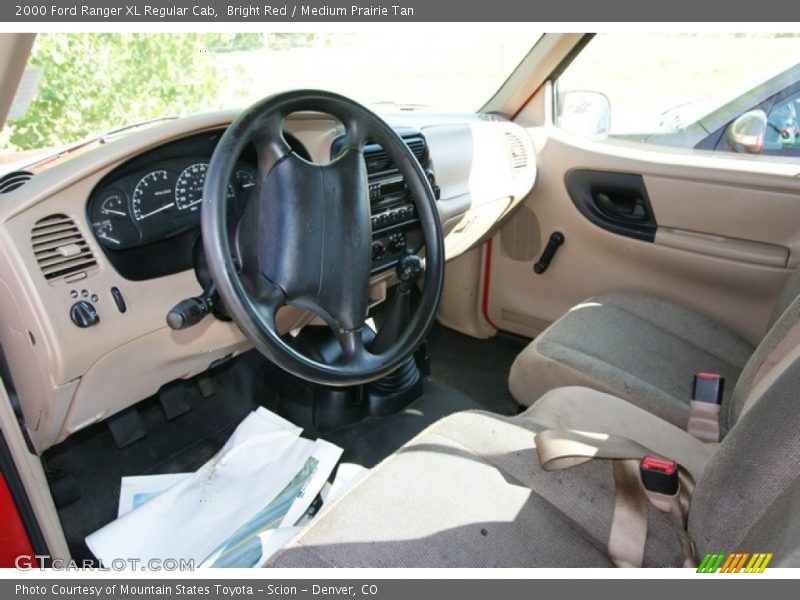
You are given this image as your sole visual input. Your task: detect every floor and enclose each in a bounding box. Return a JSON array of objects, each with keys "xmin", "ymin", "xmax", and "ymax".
[{"xmin": 43, "ymin": 323, "xmax": 529, "ymax": 560}]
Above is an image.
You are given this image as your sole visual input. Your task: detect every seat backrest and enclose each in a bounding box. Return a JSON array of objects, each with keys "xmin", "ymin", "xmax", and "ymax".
[
  {"xmin": 767, "ymin": 267, "xmax": 800, "ymax": 331},
  {"xmin": 689, "ymin": 343, "xmax": 800, "ymax": 565},
  {"xmin": 724, "ymin": 292, "xmax": 800, "ymax": 432}
]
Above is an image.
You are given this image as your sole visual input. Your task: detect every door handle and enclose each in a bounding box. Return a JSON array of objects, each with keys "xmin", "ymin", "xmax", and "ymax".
[
  {"xmin": 565, "ymin": 170, "xmax": 657, "ymax": 242},
  {"xmin": 594, "ymin": 191, "xmax": 648, "ymax": 222}
]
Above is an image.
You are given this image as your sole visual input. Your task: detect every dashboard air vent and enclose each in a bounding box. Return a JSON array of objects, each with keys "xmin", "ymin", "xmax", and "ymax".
[
  {"xmin": 504, "ymin": 132, "xmax": 528, "ymax": 171},
  {"xmin": 364, "ymin": 146, "xmax": 391, "ymax": 173},
  {"xmin": 0, "ymin": 171, "xmax": 33, "ymax": 194},
  {"xmin": 404, "ymin": 136, "xmax": 427, "ymax": 164},
  {"xmin": 336, "ymin": 133, "xmax": 428, "ymax": 176},
  {"xmin": 31, "ymin": 214, "xmax": 98, "ymax": 284}
]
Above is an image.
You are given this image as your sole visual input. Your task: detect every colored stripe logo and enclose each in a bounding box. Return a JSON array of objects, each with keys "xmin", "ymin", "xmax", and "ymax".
[{"xmin": 696, "ymin": 552, "xmax": 773, "ymax": 573}]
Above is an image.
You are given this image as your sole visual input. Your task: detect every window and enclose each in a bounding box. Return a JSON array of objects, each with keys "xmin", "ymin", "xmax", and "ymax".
[{"xmin": 554, "ymin": 33, "xmax": 800, "ymax": 159}]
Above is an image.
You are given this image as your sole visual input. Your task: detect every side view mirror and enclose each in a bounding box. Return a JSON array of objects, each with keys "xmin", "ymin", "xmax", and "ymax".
[
  {"xmin": 557, "ymin": 90, "xmax": 611, "ymax": 138},
  {"xmin": 726, "ymin": 109, "xmax": 767, "ymax": 154}
]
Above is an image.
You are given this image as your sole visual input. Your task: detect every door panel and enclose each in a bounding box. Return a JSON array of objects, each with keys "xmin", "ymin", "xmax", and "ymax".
[{"xmin": 485, "ymin": 105, "xmax": 800, "ymax": 345}]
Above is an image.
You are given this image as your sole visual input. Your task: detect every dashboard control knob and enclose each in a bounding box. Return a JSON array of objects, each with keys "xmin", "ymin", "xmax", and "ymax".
[
  {"xmin": 371, "ymin": 241, "xmax": 387, "ymax": 261},
  {"xmin": 111, "ymin": 286, "xmax": 127, "ymax": 313},
  {"xmin": 70, "ymin": 301, "xmax": 99, "ymax": 328}
]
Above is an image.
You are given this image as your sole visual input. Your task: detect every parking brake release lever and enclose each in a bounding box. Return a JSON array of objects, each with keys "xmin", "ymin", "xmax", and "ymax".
[{"xmin": 166, "ymin": 284, "xmax": 217, "ymax": 330}]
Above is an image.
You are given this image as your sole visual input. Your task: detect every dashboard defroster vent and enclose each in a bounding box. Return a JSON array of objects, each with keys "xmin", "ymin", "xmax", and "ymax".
[
  {"xmin": 504, "ymin": 132, "xmax": 528, "ymax": 171},
  {"xmin": 0, "ymin": 171, "xmax": 33, "ymax": 194},
  {"xmin": 31, "ymin": 214, "xmax": 98, "ymax": 284}
]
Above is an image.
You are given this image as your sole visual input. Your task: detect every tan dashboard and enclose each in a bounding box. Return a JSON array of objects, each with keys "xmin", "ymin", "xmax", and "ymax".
[{"xmin": 0, "ymin": 108, "xmax": 535, "ymax": 452}]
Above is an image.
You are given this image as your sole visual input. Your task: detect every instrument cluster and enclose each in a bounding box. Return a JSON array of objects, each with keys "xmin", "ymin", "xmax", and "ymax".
[{"xmin": 89, "ymin": 158, "xmax": 256, "ymax": 250}]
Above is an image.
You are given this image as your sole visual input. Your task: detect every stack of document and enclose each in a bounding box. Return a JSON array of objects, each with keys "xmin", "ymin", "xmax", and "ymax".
[{"xmin": 86, "ymin": 407, "xmax": 367, "ymax": 568}]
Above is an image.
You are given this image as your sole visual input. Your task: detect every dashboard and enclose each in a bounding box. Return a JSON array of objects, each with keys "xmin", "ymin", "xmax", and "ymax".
[{"xmin": 0, "ymin": 108, "xmax": 536, "ymax": 452}]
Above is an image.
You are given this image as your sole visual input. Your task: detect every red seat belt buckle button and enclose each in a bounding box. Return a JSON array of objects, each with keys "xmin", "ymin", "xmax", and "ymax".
[
  {"xmin": 693, "ymin": 372, "xmax": 724, "ymax": 404},
  {"xmin": 640, "ymin": 455, "xmax": 679, "ymax": 495}
]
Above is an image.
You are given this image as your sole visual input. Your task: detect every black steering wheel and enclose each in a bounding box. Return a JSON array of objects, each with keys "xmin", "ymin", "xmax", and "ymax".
[{"xmin": 201, "ymin": 90, "xmax": 444, "ymax": 387}]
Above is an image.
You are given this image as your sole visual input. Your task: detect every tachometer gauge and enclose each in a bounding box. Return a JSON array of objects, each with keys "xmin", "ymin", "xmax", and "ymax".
[
  {"xmin": 89, "ymin": 188, "xmax": 141, "ymax": 249},
  {"xmin": 175, "ymin": 162, "xmax": 209, "ymax": 211},
  {"xmin": 132, "ymin": 170, "xmax": 176, "ymax": 221}
]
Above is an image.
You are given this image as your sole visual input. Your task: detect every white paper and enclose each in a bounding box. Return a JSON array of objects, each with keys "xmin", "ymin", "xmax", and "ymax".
[
  {"xmin": 255, "ymin": 527, "xmax": 304, "ymax": 567},
  {"xmin": 200, "ymin": 439, "xmax": 342, "ymax": 568},
  {"xmin": 117, "ymin": 473, "xmax": 189, "ymax": 518},
  {"xmin": 324, "ymin": 463, "xmax": 370, "ymax": 505},
  {"xmin": 87, "ymin": 407, "xmax": 310, "ymax": 564}
]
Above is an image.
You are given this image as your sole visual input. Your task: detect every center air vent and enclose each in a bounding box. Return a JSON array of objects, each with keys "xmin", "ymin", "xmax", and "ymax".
[
  {"xmin": 504, "ymin": 132, "xmax": 529, "ymax": 171},
  {"xmin": 333, "ymin": 133, "xmax": 428, "ymax": 176},
  {"xmin": 0, "ymin": 171, "xmax": 33, "ymax": 194},
  {"xmin": 31, "ymin": 214, "xmax": 98, "ymax": 284}
]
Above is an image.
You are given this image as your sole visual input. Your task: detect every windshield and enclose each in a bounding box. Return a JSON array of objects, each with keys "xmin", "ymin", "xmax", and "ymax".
[{"xmin": 0, "ymin": 32, "xmax": 539, "ymax": 162}]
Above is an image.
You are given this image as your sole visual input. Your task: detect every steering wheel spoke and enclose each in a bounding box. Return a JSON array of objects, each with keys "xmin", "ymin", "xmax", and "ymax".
[{"xmin": 336, "ymin": 327, "xmax": 371, "ymax": 366}]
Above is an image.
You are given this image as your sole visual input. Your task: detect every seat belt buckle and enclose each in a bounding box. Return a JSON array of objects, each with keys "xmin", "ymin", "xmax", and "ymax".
[
  {"xmin": 692, "ymin": 372, "xmax": 724, "ymax": 404},
  {"xmin": 640, "ymin": 455, "xmax": 679, "ymax": 496}
]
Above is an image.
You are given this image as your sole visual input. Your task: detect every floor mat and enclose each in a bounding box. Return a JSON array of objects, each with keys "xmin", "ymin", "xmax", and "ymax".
[
  {"xmin": 44, "ymin": 353, "xmax": 265, "ymax": 560},
  {"xmin": 427, "ymin": 322, "xmax": 528, "ymax": 415},
  {"xmin": 43, "ymin": 324, "xmax": 527, "ymax": 559}
]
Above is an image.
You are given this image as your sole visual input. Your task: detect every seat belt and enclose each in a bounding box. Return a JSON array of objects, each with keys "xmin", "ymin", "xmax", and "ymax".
[
  {"xmin": 687, "ymin": 373, "xmax": 723, "ymax": 443},
  {"xmin": 534, "ymin": 429, "xmax": 695, "ymax": 568}
]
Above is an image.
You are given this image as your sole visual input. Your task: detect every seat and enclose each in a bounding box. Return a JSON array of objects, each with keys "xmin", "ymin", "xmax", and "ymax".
[
  {"xmin": 509, "ymin": 273, "xmax": 800, "ymax": 432},
  {"xmin": 268, "ymin": 346, "xmax": 800, "ymax": 568}
]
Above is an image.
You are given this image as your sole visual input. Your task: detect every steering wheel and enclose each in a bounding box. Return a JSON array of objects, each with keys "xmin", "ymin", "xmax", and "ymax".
[{"xmin": 201, "ymin": 90, "xmax": 444, "ymax": 387}]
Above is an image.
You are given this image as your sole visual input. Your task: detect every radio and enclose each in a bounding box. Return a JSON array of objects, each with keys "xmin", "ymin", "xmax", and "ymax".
[{"xmin": 363, "ymin": 145, "xmax": 438, "ymax": 273}]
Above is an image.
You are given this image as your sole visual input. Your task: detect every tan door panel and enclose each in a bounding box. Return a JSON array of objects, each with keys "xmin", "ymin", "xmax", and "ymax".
[
  {"xmin": 646, "ymin": 175, "xmax": 800, "ymax": 248},
  {"xmin": 656, "ymin": 228, "xmax": 788, "ymax": 268},
  {"xmin": 483, "ymin": 92, "xmax": 800, "ymax": 346}
]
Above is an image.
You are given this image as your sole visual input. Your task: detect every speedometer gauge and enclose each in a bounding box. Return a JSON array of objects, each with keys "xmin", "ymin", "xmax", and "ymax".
[
  {"xmin": 175, "ymin": 162, "xmax": 246, "ymax": 211},
  {"xmin": 175, "ymin": 162, "xmax": 209, "ymax": 211}
]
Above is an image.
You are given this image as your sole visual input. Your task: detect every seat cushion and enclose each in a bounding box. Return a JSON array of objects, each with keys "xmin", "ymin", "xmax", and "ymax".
[
  {"xmin": 267, "ymin": 409, "xmax": 687, "ymax": 568},
  {"xmin": 509, "ymin": 293, "xmax": 754, "ymax": 429}
]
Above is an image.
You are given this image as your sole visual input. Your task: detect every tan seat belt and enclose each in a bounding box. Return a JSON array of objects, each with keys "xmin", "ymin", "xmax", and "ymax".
[
  {"xmin": 534, "ymin": 429, "xmax": 695, "ymax": 568},
  {"xmin": 687, "ymin": 401, "xmax": 721, "ymax": 443},
  {"xmin": 687, "ymin": 373, "xmax": 723, "ymax": 443}
]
